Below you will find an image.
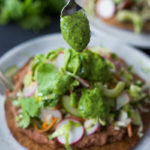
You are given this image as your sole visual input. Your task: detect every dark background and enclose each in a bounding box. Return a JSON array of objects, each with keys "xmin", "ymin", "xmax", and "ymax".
[{"xmin": 0, "ymin": 15, "xmax": 150, "ymax": 57}]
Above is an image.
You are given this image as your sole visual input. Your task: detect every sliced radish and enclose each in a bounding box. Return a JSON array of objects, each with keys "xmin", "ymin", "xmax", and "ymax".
[
  {"xmin": 96, "ymin": 0, "xmax": 115, "ymax": 19},
  {"xmin": 51, "ymin": 52, "xmax": 65, "ymax": 69},
  {"xmin": 84, "ymin": 119, "xmax": 100, "ymax": 135},
  {"xmin": 39, "ymin": 107, "xmax": 62, "ymax": 124},
  {"xmin": 56, "ymin": 119, "xmax": 84, "ymax": 145},
  {"xmin": 23, "ymin": 82, "xmax": 37, "ymax": 97},
  {"xmin": 116, "ymin": 92, "xmax": 130, "ymax": 110}
]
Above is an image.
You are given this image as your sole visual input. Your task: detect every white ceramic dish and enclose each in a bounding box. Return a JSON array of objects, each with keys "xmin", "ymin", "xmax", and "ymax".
[
  {"xmin": 0, "ymin": 33, "xmax": 150, "ymax": 150},
  {"xmin": 76, "ymin": 0, "xmax": 150, "ymax": 48}
]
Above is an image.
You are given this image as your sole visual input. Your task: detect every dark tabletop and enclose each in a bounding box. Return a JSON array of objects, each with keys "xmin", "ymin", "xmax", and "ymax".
[{"xmin": 0, "ymin": 15, "xmax": 150, "ymax": 57}]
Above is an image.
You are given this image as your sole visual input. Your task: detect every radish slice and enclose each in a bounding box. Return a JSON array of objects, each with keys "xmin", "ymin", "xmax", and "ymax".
[
  {"xmin": 96, "ymin": 0, "xmax": 115, "ymax": 19},
  {"xmin": 23, "ymin": 82, "xmax": 37, "ymax": 97},
  {"xmin": 51, "ymin": 52, "xmax": 65, "ymax": 69},
  {"xmin": 84, "ymin": 119, "xmax": 100, "ymax": 135},
  {"xmin": 116, "ymin": 92, "xmax": 130, "ymax": 110},
  {"xmin": 39, "ymin": 108, "xmax": 62, "ymax": 124},
  {"xmin": 56, "ymin": 119, "xmax": 84, "ymax": 145}
]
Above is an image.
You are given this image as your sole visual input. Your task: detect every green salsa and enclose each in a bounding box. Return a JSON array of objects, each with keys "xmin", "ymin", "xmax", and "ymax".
[{"xmin": 61, "ymin": 10, "xmax": 90, "ymax": 51}]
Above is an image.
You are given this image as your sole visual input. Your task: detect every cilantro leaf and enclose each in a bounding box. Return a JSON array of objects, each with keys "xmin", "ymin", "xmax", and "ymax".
[
  {"xmin": 15, "ymin": 97, "xmax": 40, "ymax": 128},
  {"xmin": 20, "ymin": 97, "xmax": 39, "ymax": 117},
  {"xmin": 17, "ymin": 111, "xmax": 30, "ymax": 129},
  {"xmin": 37, "ymin": 63, "xmax": 79, "ymax": 97},
  {"xmin": 37, "ymin": 63, "xmax": 58, "ymax": 95}
]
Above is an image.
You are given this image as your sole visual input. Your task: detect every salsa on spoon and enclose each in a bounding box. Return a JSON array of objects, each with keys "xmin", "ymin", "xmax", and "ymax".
[{"xmin": 60, "ymin": 0, "xmax": 90, "ymax": 52}]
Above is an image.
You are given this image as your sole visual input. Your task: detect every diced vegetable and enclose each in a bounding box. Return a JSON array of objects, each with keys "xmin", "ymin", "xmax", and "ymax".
[
  {"xmin": 101, "ymin": 81, "xmax": 125, "ymax": 98},
  {"xmin": 130, "ymin": 109, "xmax": 142, "ymax": 126},
  {"xmin": 70, "ymin": 92, "xmax": 78, "ymax": 107},
  {"xmin": 129, "ymin": 84, "xmax": 146, "ymax": 102},
  {"xmin": 115, "ymin": 110, "xmax": 131, "ymax": 127},
  {"xmin": 62, "ymin": 96, "xmax": 81, "ymax": 117},
  {"xmin": 129, "ymin": 84, "xmax": 142, "ymax": 98}
]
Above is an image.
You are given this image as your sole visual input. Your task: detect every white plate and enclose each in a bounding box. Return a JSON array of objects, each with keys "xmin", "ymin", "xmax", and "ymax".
[
  {"xmin": 0, "ymin": 33, "xmax": 150, "ymax": 150},
  {"xmin": 76, "ymin": 0, "xmax": 150, "ymax": 48}
]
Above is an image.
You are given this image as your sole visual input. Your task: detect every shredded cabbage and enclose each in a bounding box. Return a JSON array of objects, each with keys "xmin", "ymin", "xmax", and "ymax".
[
  {"xmin": 115, "ymin": 110, "xmax": 131, "ymax": 127},
  {"xmin": 116, "ymin": 92, "xmax": 129, "ymax": 110},
  {"xmin": 129, "ymin": 84, "xmax": 146, "ymax": 102}
]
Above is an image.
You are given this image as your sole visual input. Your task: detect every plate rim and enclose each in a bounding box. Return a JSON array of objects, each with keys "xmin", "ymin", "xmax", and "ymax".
[
  {"xmin": 0, "ymin": 33, "xmax": 149, "ymax": 66},
  {"xmin": 0, "ymin": 33, "xmax": 61, "ymax": 65}
]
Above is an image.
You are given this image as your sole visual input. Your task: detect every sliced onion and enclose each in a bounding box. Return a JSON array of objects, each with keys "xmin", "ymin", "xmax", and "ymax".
[
  {"xmin": 116, "ymin": 92, "xmax": 130, "ymax": 110},
  {"xmin": 77, "ymin": 77, "xmax": 90, "ymax": 88},
  {"xmin": 23, "ymin": 82, "xmax": 37, "ymax": 97},
  {"xmin": 96, "ymin": 0, "xmax": 115, "ymax": 19}
]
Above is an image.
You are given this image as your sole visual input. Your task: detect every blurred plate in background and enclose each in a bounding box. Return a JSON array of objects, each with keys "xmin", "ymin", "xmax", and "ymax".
[{"xmin": 76, "ymin": 0, "xmax": 150, "ymax": 49}]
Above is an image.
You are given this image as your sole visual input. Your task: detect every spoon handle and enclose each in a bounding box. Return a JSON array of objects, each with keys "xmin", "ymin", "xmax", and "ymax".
[{"xmin": 0, "ymin": 69, "xmax": 14, "ymax": 91}]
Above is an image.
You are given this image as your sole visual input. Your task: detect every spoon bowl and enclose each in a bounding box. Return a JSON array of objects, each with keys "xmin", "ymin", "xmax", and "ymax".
[{"xmin": 61, "ymin": 0, "xmax": 82, "ymax": 17}]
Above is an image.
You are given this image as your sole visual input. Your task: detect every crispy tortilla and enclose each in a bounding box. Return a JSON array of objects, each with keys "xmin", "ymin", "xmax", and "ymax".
[{"xmin": 4, "ymin": 60, "xmax": 150, "ymax": 150}]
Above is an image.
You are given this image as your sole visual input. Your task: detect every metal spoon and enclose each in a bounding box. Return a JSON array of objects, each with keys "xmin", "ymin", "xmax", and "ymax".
[
  {"xmin": 0, "ymin": 69, "xmax": 14, "ymax": 91},
  {"xmin": 61, "ymin": 0, "xmax": 82, "ymax": 17}
]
